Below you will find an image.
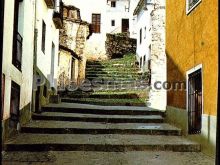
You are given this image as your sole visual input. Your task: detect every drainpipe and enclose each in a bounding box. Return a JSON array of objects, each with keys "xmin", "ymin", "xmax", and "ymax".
[
  {"xmin": 0, "ymin": 0, "xmax": 5, "ymax": 149},
  {"xmin": 32, "ymin": 0, "xmax": 38, "ymax": 113},
  {"xmin": 216, "ymin": 34, "xmax": 220, "ymax": 164}
]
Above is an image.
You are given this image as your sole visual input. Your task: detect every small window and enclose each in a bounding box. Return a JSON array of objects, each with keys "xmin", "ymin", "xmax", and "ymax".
[
  {"xmin": 143, "ymin": 55, "xmax": 146, "ymax": 65},
  {"xmin": 186, "ymin": 0, "xmax": 201, "ymax": 14},
  {"xmin": 111, "ymin": 1, "xmax": 116, "ymax": 7},
  {"xmin": 144, "ymin": 27, "xmax": 146, "ymax": 39},
  {"xmin": 41, "ymin": 20, "xmax": 46, "ymax": 53},
  {"xmin": 140, "ymin": 28, "xmax": 142, "ymax": 44},
  {"xmin": 111, "ymin": 20, "xmax": 115, "ymax": 26},
  {"xmin": 140, "ymin": 57, "xmax": 142, "ymax": 68}
]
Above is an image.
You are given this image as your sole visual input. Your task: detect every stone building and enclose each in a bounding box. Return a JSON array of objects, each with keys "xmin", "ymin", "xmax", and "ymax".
[
  {"xmin": 58, "ymin": 5, "xmax": 91, "ymax": 90},
  {"xmin": 133, "ymin": 0, "xmax": 167, "ymax": 110},
  {"xmin": 63, "ymin": 0, "xmax": 139, "ymax": 60},
  {"xmin": 1, "ymin": 0, "xmax": 35, "ymax": 141},
  {"xmin": 166, "ymin": 0, "xmax": 218, "ymax": 156}
]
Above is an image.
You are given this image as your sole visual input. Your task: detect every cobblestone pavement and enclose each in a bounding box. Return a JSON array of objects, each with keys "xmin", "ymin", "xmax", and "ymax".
[{"xmin": 2, "ymin": 151, "xmax": 214, "ymax": 165}]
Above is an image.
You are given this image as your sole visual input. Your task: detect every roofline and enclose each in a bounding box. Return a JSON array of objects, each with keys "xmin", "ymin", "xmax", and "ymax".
[
  {"xmin": 59, "ymin": 45, "xmax": 80, "ymax": 60},
  {"xmin": 133, "ymin": 0, "xmax": 144, "ymax": 15}
]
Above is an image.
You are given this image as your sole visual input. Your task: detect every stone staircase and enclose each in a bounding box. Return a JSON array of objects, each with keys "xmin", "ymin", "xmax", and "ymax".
[
  {"xmin": 60, "ymin": 54, "xmax": 150, "ymax": 106},
  {"xmin": 4, "ymin": 103, "xmax": 201, "ymax": 153}
]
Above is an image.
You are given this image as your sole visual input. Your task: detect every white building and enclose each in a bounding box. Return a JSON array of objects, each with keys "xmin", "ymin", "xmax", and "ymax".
[
  {"xmin": 33, "ymin": 0, "xmax": 62, "ymax": 111},
  {"xmin": 2, "ymin": 0, "xmax": 35, "ymax": 140},
  {"xmin": 1, "ymin": 0, "xmax": 63, "ymax": 141},
  {"xmin": 63, "ymin": 0, "xmax": 139, "ymax": 60},
  {"xmin": 133, "ymin": 0, "xmax": 167, "ymax": 111},
  {"xmin": 133, "ymin": 0, "xmax": 154, "ymax": 72}
]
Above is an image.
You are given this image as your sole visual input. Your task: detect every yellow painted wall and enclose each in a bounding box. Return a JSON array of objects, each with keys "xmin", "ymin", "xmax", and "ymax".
[{"xmin": 166, "ymin": 0, "xmax": 218, "ymax": 115}]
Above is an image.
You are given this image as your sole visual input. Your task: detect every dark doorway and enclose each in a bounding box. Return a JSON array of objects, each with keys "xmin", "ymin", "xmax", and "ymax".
[
  {"xmin": 35, "ymin": 86, "xmax": 40, "ymax": 113},
  {"xmin": 122, "ymin": 19, "xmax": 129, "ymax": 33},
  {"xmin": 9, "ymin": 81, "xmax": 20, "ymax": 129},
  {"xmin": 188, "ymin": 69, "xmax": 202, "ymax": 134}
]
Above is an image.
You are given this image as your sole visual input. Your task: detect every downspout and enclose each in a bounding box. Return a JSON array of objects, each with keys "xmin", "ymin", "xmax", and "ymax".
[
  {"xmin": 0, "ymin": 0, "xmax": 5, "ymax": 148},
  {"xmin": 216, "ymin": 29, "xmax": 219, "ymax": 164},
  {"xmin": 32, "ymin": 0, "xmax": 38, "ymax": 112}
]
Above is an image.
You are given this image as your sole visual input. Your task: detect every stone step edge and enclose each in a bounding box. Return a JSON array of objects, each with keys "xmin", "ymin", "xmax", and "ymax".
[
  {"xmin": 42, "ymin": 107, "xmax": 165, "ymax": 116},
  {"xmin": 32, "ymin": 115, "xmax": 164, "ymax": 123},
  {"xmin": 5, "ymin": 144, "xmax": 201, "ymax": 152},
  {"xmin": 20, "ymin": 127, "xmax": 181, "ymax": 136}
]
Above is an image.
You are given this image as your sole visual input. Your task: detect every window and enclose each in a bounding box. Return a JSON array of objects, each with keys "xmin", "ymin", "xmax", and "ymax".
[
  {"xmin": 140, "ymin": 57, "xmax": 142, "ymax": 68},
  {"xmin": 187, "ymin": 67, "xmax": 202, "ymax": 134},
  {"xmin": 111, "ymin": 1, "xmax": 116, "ymax": 7},
  {"xmin": 12, "ymin": 0, "xmax": 22, "ymax": 71},
  {"xmin": 140, "ymin": 28, "xmax": 142, "ymax": 44},
  {"xmin": 92, "ymin": 14, "xmax": 101, "ymax": 33},
  {"xmin": 186, "ymin": 0, "xmax": 201, "ymax": 14},
  {"xmin": 144, "ymin": 27, "xmax": 146, "ymax": 39},
  {"xmin": 111, "ymin": 20, "xmax": 115, "ymax": 26},
  {"xmin": 41, "ymin": 20, "xmax": 46, "ymax": 53},
  {"xmin": 143, "ymin": 55, "xmax": 146, "ymax": 65}
]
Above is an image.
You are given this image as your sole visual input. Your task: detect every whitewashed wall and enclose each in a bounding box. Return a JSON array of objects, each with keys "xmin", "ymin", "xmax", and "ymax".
[
  {"xmin": 135, "ymin": 5, "xmax": 153, "ymax": 71},
  {"xmin": 2, "ymin": 0, "xmax": 35, "ymax": 120},
  {"xmin": 35, "ymin": 0, "xmax": 59, "ymax": 88}
]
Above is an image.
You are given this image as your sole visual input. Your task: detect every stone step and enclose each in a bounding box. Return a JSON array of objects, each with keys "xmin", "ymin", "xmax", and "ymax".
[
  {"xmin": 2, "ymin": 151, "xmax": 214, "ymax": 164},
  {"xmin": 21, "ymin": 121, "xmax": 181, "ymax": 135},
  {"xmin": 85, "ymin": 71, "xmax": 141, "ymax": 75},
  {"xmin": 5, "ymin": 134, "xmax": 201, "ymax": 152},
  {"xmin": 32, "ymin": 112, "xmax": 164, "ymax": 123},
  {"xmin": 91, "ymin": 86, "xmax": 148, "ymax": 92},
  {"xmin": 85, "ymin": 74, "xmax": 141, "ymax": 79},
  {"xmin": 85, "ymin": 68, "xmax": 140, "ymax": 72},
  {"xmin": 64, "ymin": 93, "xmax": 142, "ymax": 99},
  {"xmin": 42, "ymin": 104, "xmax": 164, "ymax": 116},
  {"xmin": 86, "ymin": 64, "xmax": 136, "ymax": 68},
  {"xmin": 60, "ymin": 98, "xmax": 146, "ymax": 106},
  {"xmin": 86, "ymin": 77, "xmax": 140, "ymax": 81}
]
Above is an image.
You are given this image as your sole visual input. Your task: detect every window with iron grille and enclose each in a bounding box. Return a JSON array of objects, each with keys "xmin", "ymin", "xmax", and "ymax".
[
  {"xmin": 188, "ymin": 68, "xmax": 202, "ymax": 134},
  {"xmin": 41, "ymin": 20, "xmax": 46, "ymax": 53},
  {"xmin": 92, "ymin": 14, "xmax": 101, "ymax": 33},
  {"xmin": 186, "ymin": 0, "xmax": 201, "ymax": 14}
]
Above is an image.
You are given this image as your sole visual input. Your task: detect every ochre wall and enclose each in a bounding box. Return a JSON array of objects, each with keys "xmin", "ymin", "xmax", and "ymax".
[{"xmin": 166, "ymin": 0, "xmax": 218, "ymax": 115}]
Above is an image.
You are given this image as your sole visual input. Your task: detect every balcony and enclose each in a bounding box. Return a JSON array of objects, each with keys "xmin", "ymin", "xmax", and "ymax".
[
  {"xmin": 12, "ymin": 32, "xmax": 22, "ymax": 71},
  {"xmin": 45, "ymin": 0, "xmax": 55, "ymax": 9},
  {"xmin": 53, "ymin": 1, "xmax": 63, "ymax": 29}
]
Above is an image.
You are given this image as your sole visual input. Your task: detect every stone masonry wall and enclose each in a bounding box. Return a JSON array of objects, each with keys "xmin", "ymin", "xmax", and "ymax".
[
  {"xmin": 59, "ymin": 5, "xmax": 90, "ymax": 85},
  {"xmin": 105, "ymin": 33, "xmax": 137, "ymax": 59},
  {"xmin": 147, "ymin": 2, "xmax": 167, "ymax": 111}
]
